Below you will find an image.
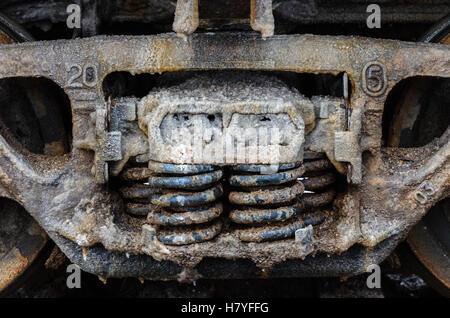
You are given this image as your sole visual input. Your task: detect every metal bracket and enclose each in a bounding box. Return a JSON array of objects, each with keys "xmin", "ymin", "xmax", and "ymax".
[{"xmin": 334, "ymin": 131, "xmax": 362, "ymax": 184}]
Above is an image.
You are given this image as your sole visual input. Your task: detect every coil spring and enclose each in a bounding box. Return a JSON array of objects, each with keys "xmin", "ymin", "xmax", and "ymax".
[
  {"xmin": 228, "ymin": 157, "xmax": 336, "ymax": 242},
  {"xmin": 301, "ymin": 158, "xmax": 337, "ymax": 210},
  {"xmin": 119, "ymin": 161, "xmax": 224, "ymax": 245}
]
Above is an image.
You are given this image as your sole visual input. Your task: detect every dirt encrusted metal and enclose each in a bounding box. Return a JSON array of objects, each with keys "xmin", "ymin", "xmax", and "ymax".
[{"xmin": 0, "ymin": 33, "xmax": 448, "ymax": 280}]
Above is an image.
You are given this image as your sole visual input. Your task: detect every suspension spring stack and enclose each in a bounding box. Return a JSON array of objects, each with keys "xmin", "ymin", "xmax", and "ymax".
[
  {"xmin": 228, "ymin": 157, "xmax": 337, "ymax": 242},
  {"xmin": 118, "ymin": 155, "xmax": 338, "ymax": 245},
  {"xmin": 119, "ymin": 161, "xmax": 224, "ymax": 245}
]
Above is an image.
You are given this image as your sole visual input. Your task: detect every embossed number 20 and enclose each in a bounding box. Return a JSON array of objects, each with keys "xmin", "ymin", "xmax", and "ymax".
[{"xmin": 66, "ymin": 64, "xmax": 98, "ymax": 88}]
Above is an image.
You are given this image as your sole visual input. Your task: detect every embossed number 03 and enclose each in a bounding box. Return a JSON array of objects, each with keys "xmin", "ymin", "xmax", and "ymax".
[
  {"xmin": 66, "ymin": 64, "xmax": 98, "ymax": 88},
  {"xmin": 414, "ymin": 182, "xmax": 435, "ymax": 204}
]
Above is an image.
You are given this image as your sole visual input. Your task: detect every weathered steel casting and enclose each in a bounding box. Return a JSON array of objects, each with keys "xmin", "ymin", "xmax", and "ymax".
[
  {"xmin": 388, "ymin": 14, "xmax": 450, "ymax": 293},
  {"xmin": 0, "ymin": 15, "xmax": 48, "ymax": 293},
  {"xmin": 0, "ymin": 33, "xmax": 448, "ymax": 281},
  {"xmin": 173, "ymin": 0, "xmax": 275, "ymax": 37}
]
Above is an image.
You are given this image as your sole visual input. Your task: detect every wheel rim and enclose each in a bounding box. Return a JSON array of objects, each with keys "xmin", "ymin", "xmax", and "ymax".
[{"xmin": 0, "ymin": 199, "xmax": 47, "ymax": 292}]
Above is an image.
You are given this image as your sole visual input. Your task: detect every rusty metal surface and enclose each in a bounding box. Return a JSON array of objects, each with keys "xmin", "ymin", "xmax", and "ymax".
[
  {"xmin": 228, "ymin": 162, "xmax": 312, "ymax": 243},
  {"xmin": 407, "ymin": 201, "xmax": 450, "ymax": 290},
  {"xmin": 0, "ymin": 33, "xmax": 448, "ymax": 279},
  {"xmin": 235, "ymin": 212, "xmax": 325, "ymax": 243},
  {"xmin": 303, "ymin": 158, "xmax": 333, "ymax": 172},
  {"xmin": 148, "ymin": 202, "xmax": 223, "ymax": 226},
  {"xmin": 50, "ymin": 231, "xmax": 406, "ymax": 281},
  {"xmin": 229, "ymin": 182, "xmax": 304, "ymax": 206},
  {"xmin": 229, "ymin": 165, "xmax": 305, "ymax": 187},
  {"xmin": 302, "ymin": 172, "xmax": 336, "ymax": 191},
  {"xmin": 0, "ymin": 199, "xmax": 47, "ymax": 292},
  {"xmin": 138, "ymin": 72, "xmax": 312, "ymax": 166},
  {"xmin": 147, "ymin": 170, "xmax": 223, "ymax": 189},
  {"xmin": 229, "ymin": 203, "xmax": 303, "ymax": 224},
  {"xmin": 173, "ymin": 0, "xmax": 199, "ymax": 36},
  {"xmin": 387, "ymin": 14, "xmax": 450, "ymax": 293},
  {"xmin": 250, "ymin": 0, "xmax": 274, "ymax": 37},
  {"xmin": 120, "ymin": 162, "xmax": 225, "ymax": 245},
  {"xmin": 0, "ymin": 22, "xmax": 48, "ymax": 293},
  {"xmin": 157, "ymin": 219, "xmax": 223, "ymax": 245},
  {"xmin": 303, "ymin": 190, "xmax": 335, "ymax": 208},
  {"xmin": 388, "ymin": 15, "xmax": 450, "ymax": 148}
]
